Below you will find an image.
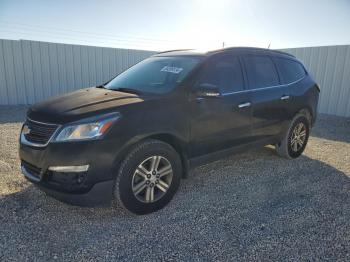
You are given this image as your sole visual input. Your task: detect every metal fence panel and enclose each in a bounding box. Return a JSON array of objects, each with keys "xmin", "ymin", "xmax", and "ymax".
[
  {"xmin": 1, "ymin": 39, "xmax": 349, "ymax": 117},
  {"xmin": 0, "ymin": 39, "xmax": 155, "ymax": 105},
  {"xmin": 0, "ymin": 41, "xmax": 9, "ymax": 104},
  {"xmin": 281, "ymin": 45, "xmax": 350, "ymax": 117}
]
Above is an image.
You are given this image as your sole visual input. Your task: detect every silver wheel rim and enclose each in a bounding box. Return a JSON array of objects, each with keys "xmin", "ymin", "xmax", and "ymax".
[
  {"xmin": 131, "ymin": 156, "xmax": 173, "ymax": 203},
  {"xmin": 290, "ymin": 122, "xmax": 307, "ymax": 152}
]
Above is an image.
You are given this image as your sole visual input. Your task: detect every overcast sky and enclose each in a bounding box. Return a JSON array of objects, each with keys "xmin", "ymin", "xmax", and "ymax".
[{"xmin": 1, "ymin": 0, "xmax": 350, "ymax": 51}]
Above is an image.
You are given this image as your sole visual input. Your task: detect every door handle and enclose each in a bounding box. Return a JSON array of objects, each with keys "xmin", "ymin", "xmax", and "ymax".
[
  {"xmin": 281, "ymin": 95, "xmax": 290, "ymax": 101},
  {"xmin": 196, "ymin": 97, "xmax": 205, "ymax": 102},
  {"xmin": 238, "ymin": 102, "xmax": 251, "ymax": 108}
]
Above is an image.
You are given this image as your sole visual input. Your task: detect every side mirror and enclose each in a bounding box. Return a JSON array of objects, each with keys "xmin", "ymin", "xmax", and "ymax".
[{"xmin": 196, "ymin": 83, "xmax": 221, "ymax": 98}]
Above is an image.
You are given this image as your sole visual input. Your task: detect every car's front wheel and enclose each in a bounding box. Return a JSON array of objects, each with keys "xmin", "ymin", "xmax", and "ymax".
[
  {"xmin": 275, "ymin": 113, "xmax": 310, "ymax": 159},
  {"xmin": 114, "ymin": 139, "xmax": 182, "ymax": 215}
]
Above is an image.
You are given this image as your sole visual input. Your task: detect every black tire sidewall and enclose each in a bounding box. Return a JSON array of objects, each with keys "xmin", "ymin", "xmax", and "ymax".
[
  {"xmin": 116, "ymin": 141, "xmax": 181, "ymax": 215},
  {"xmin": 287, "ymin": 116, "xmax": 310, "ymax": 159}
]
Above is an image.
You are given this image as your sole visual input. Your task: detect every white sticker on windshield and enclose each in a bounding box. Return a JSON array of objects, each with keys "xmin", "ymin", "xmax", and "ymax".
[{"xmin": 160, "ymin": 66, "xmax": 183, "ymax": 74}]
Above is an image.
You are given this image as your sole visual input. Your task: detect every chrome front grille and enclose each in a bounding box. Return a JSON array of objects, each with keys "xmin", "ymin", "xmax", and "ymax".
[{"xmin": 21, "ymin": 118, "xmax": 59, "ymax": 146}]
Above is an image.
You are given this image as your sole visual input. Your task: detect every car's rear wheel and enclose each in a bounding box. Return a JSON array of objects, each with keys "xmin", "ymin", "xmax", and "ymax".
[
  {"xmin": 114, "ymin": 139, "xmax": 181, "ymax": 215},
  {"xmin": 276, "ymin": 113, "xmax": 310, "ymax": 159}
]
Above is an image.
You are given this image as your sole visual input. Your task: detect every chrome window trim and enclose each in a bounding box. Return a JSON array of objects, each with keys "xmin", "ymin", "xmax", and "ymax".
[
  {"xmin": 221, "ymin": 75, "xmax": 305, "ymax": 96},
  {"xmin": 20, "ymin": 118, "xmax": 61, "ymax": 148}
]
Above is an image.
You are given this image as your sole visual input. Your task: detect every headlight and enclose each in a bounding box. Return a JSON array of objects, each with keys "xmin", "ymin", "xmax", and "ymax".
[{"xmin": 54, "ymin": 113, "xmax": 120, "ymax": 142}]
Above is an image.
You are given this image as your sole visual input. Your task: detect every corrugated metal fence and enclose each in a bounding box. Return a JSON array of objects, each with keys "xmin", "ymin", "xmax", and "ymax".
[
  {"xmin": 0, "ymin": 39, "xmax": 349, "ymax": 117},
  {"xmin": 0, "ymin": 39, "xmax": 155, "ymax": 105},
  {"xmin": 281, "ymin": 46, "xmax": 350, "ymax": 117}
]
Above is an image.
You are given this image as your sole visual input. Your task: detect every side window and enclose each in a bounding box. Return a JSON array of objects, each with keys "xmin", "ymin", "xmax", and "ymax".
[
  {"xmin": 274, "ymin": 58, "xmax": 306, "ymax": 84},
  {"xmin": 243, "ymin": 55, "xmax": 279, "ymax": 89},
  {"xmin": 198, "ymin": 55, "xmax": 244, "ymax": 93}
]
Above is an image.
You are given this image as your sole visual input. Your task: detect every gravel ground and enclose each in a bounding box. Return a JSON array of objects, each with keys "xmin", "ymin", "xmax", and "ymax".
[{"xmin": 1, "ymin": 106, "xmax": 350, "ymax": 261}]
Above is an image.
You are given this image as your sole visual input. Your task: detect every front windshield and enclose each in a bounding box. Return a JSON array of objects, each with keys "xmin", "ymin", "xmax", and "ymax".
[{"xmin": 105, "ymin": 56, "xmax": 201, "ymax": 94}]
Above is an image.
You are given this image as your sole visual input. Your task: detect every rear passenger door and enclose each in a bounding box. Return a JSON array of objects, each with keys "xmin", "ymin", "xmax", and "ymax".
[
  {"xmin": 273, "ymin": 57, "xmax": 308, "ymax": 115},
  {"xmin": 243, "ymin": 55, "xmax": 291, "ymax": 140}
]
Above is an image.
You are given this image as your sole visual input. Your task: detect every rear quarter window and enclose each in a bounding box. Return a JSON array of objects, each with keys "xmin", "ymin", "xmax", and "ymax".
[
  {"xmin": 274, "ymin": 58, "xmax": 306, "ymax": 84},
  {"xmin": 243, "ymin": 55, "xmax": 279, "ymax": 89}
]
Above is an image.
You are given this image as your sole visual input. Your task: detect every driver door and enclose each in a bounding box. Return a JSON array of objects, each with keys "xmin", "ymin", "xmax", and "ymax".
[{"xmin": 189, "ymin": 54, "xmax": 253, "ymax": 157}]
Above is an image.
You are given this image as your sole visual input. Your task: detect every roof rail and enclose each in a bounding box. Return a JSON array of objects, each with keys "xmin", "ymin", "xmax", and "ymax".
[
  {"xmin": 156, "ymin": 49, "xmax": 195, "ymax": 54},
  {"xmin": 267, "ymin": 49, "xmax": 295, "ymax": 57},
  {"xmin": 209, "ymin": 47, "xmax": 295, "ymax": 57}
]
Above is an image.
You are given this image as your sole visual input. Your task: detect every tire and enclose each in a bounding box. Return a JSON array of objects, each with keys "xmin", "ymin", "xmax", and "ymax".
[
  {"xmin": 114, "ymin": 139, "xmax": 182, "ymax": 215},
  {"xmin": 275, "ymin": 113, "xmax": 310, "ymax": 159}
]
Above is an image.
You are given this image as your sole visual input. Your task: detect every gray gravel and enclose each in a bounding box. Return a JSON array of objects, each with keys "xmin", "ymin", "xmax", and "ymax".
[{"xmin": 1, "ymin": 106, "xmax": 350, "ymax": 261}]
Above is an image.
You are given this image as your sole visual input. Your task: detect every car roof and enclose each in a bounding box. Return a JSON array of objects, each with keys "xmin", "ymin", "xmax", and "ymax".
[
  {"xmin": 153, "ymin": 49, "xmax": 209, "ymax": 57},
  {"xmin": 153, "ymin": 47, "xmax": 296, "ymax": 60}
]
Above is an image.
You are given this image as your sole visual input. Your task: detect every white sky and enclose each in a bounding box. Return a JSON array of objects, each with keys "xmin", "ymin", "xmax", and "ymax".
[{"xmin": 1, "ymin": 0, "xmax": 350, "ymax": 51}]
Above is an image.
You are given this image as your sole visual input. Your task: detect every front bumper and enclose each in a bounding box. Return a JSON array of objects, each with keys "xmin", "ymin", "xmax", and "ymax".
[
  {"xmin": 19, "ymin": 138, "xmax": 119, "ymax": 206},
  {"xmin": 34, "ymin": 179, "xmax": 114, "ymax": 207}
]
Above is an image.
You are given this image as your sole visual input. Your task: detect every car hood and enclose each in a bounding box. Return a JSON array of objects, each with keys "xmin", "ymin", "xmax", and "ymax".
[{"xmin": 27, "ymin": 87, "xmax": 145, "ymax": 124}]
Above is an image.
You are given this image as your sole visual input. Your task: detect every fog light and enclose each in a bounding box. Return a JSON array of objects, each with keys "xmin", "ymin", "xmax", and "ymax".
[
  {"xmin": 76, "ymin": 173, "xmax": 85, "ymax": 184},
  {"xmin": 48, "ymin": 165, "xmax": 89, "ymax": 173}
]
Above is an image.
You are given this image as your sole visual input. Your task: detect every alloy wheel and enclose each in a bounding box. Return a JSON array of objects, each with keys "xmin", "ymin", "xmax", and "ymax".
[
  {"xmin": 131, "ymin": 156, "xmax": 173, "ymax": 203},
  {"xmin": 290, "ymin": 122, "xmax": 307, "ymax": 152}
]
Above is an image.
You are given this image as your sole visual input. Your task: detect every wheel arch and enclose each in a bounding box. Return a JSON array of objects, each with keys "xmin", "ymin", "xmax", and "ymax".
[
  {"xmin": 147, "ymin": 133, "xmax": 189, "ymax": 179},
  {"xmin": 112, "ymin": 132, "xmax": 189, "ymax": 179},
  {"xmin": 295, "ymin": 107, "xmax": 313, "ymax": 127}
]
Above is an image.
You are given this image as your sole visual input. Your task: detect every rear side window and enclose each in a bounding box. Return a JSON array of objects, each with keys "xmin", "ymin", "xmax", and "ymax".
[
  {"xmin": 274, "ymin": 58, "xmax": 306, "ymax": 84},
  {"xmin": 198, "ymin": 55, "xmax": 244, "ymax": 93},
  {"xmin": 243, "ymin": 55, "xmax": 279, "ymax": 89}
]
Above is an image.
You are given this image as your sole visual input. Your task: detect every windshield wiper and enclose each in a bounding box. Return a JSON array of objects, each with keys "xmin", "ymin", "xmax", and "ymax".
[
  {"xmin": 97, "ymin": 85, "xmax": 142, "ymax": 95},
  {"xmin": 111, "ymin": 87, "xmax": 141, "ymax": 95}
]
